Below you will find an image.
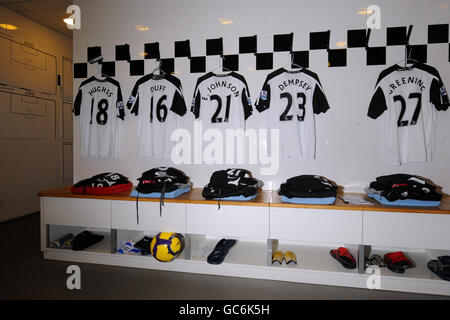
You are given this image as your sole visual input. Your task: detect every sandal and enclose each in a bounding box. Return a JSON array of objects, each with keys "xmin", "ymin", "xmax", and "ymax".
[
  {"xmin": 284, "ymin": 251, "xmax": 297, "ymax": 265},
  {"xmin": 272, "ymin": 251, "xmax": 284, "ymax": 264},
  {"xmin": 330, "ymin": 247, "xmax": 356, "ymax": 269}
]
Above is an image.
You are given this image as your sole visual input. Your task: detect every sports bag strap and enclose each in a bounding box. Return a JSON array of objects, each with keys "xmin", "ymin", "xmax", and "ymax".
[
  {"xmin": 159, "ymin": 182, "xmax": 166, "ymax": 217},
  {"xmin": 136, "ymin": 191, "xmax": 140, "ymax": 225},
  {"xmin": 217, "ymin": 188, "xmax": 221, "ymax": 211}
]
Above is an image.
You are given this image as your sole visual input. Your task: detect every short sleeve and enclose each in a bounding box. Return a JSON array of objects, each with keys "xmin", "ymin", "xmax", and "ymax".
[
  {"xmin": 368, "ymin": 86, "xmax": 387, "ymax": 119},
  {"xmin": 191, "ymin": 78, "xmax": 202, "ymax": 119},
  {"xmin": 241, "ymin": 81, "xmax": 253, "ymax": 120},
  {"xmin": 127, "ymin": 81, "xmax": 140, "ymax": 115},
  {"xmin": 255, "ymin": 77, "xmax": 271, "ymax": 113},
  {"xmin": 431, "ymin": 77, "xmax": 449, "ymax": 111},
  {"xmin": 116, "ymin": 84, "xmax": 125, "ymax": 120},
  {"xmin": 73, "ymin": 87, "xmax": 83, "ymax": 116},
  {"xmin": 170, "ymin": 81, "xmax": 187, "ymax": 117},
  {"xmin": 312, "ymin": 84, "xmax": 330, "ymax": 114}
]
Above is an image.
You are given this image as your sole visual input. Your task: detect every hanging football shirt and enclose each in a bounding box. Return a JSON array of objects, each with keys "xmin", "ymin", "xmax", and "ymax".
[
  {"xmin": 127, "ymin": 73, "xmax": 187, "ymax": 158},
  {"xmin": 73, "ymin": 76, "xmax": 125, "ymax": 157},
  {"xmin": 255, "ymin": 68, "xmax": 330, "ymax": 159},
  {"xmin": 368, "ymin": 63, "xmax": 449, "ymax": 165}
]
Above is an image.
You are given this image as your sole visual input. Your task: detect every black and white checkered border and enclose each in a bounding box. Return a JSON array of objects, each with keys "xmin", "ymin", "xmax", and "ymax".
[{"xmin": 74, "ymin": 24, "xmax": 450, "ymax": 79}]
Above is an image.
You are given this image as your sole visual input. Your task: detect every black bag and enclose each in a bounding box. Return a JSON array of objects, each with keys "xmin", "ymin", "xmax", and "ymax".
[
  {"xmin": 370, "ymin": 174, "xmax": 442, "ymax": 202},
  {"xmin": 279, "ymin": 175, "xmax": 337, "ymax": 199},
  {"xmin": 135, "ymin": 167, "xmax": 190, "ymax": 222},
  {"xmin": 202, "ymin": 169, "xmax": 260, "ymax": 199},
  {"xmin": 136, "ymin": 167, "xmax": 189, "ymax": 194}
]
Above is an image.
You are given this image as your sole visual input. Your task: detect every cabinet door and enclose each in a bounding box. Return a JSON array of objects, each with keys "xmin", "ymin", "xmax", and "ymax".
[
  {"xmin": 186, "ymin": 204, "xmax": 269, "ymax": 238},
  {"xmin": 363, "ymin": 211, "xmax": 450, "ymax": 250},
  {"xmin": 43, "ymin": 197, "xmax": 111, "ymax": 228},
  {"xmin": 112, "ymin": 201, "xmax": 185, "ymax": 233},
  {"xmin": 270, "ymin": 207, "xmax": 363, "ymax": 244}
]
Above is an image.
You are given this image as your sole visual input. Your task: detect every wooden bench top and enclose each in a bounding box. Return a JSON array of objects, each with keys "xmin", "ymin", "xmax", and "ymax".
[{"xmin": 38, "ymin": 186, "xmax": 450, "ymax": 214}]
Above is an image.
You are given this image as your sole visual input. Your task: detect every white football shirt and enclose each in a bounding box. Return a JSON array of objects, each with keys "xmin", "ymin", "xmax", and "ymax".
[
  {"xmin": 127, "ymin": 74, "xmax": 187, "ymax": 158},
  {"xmin": 73, "ymin": 76, "xmax": 125, "ymax": 157},
  {"xmin": 255, "ymin": 68, "xmax": 330, "ymax": 159},
  {"xmin": 191, "ymin": 72, "xmax": 253, "ymax": 163},
  {"xmin": 368, "ymin": 63, "xmax": 449, "ymax": 165},
  {"xmin": 191, "ymin": 72, "xmax": 253, "ymax": 128}
]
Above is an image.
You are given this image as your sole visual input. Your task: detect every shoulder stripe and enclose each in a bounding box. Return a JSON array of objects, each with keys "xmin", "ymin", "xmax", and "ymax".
[
  {"xmin": 230, "ymin": 72, "xmax": 250, "ymax": 91},
  {"xmin": 300, "ymin": 68, "xmax": 321, "ymax": 85},
  {"xmin": 375, "ymin": 65, "xmax": 401, "ymax": 87},
  {"xmin": 413, "ymin": 63, "xmax": 442, "ymax": 80},
  {"xmin": 164, "ymin": 74, "xmax": 183, "ymax": 91},
  {"xmin": 264, "ymin": 68, "xmax": 286, "ymax": 83},
  {"xmin": 193, "ymin": 72, "xmax": 215, "ymax": 92},
  {"xmin": 105, "ymin": 77, "xmax": 121, "ymax": 88},
  {"xmin": 78, "ymin": 76, "xmax": 97, "ymax": 89}
]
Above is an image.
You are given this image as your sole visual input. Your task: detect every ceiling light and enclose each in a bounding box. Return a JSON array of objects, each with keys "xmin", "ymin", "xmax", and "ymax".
[
  {"xmin": 221, "ymin": 20, "xmax": 232, "ymax": 25},
  {"xmin": 136, "ymin": 25, "xmax": 149, "ymax": 31},
  {"xmin": 336, "ymin": 41, "xmax": 347, "ymax": 48},
  {"xmin": 0, "ymin": 23, "xmax": 18, "ymax": 30},
  {"xmin": 357, "ymin": 8, "xmax": 374, "ymax": 15}
]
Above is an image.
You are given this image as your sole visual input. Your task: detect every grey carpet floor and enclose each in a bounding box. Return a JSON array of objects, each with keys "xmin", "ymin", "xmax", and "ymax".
[{"xmin": 0, "ymin": 213, "xmax": 448, "ymax": 300}]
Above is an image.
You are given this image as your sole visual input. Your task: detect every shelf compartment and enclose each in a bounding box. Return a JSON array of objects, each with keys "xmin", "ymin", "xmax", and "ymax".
[
  {"xmin": 46, "ymin": 225, "xmax": 112, "ymax": 254},
  {"xmin": 269, "ymin": 241, "xmax": 361, "ymax": 275},
  {"xmin": 189, "ymin": 235, "xmax": 268, "ymax": 267}
]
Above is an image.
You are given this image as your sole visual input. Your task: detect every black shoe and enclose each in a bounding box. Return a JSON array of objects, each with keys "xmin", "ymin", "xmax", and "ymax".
[
  {"xmin": 207, "ymin": 239, "xmax": 237, "ymax": 265},
  {"xmin": 134, "ymin": 236, "xmax": 153, "ymax": 256},
  {"xmin": 72, "ymin": 231, "xmax": 104, "ymax": 251},
  {"xmin": 428, "ymin": 259, "xmax": 450, "ymax": 281}
]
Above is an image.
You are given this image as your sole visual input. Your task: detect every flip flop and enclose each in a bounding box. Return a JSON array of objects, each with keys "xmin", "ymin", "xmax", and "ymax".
[
  {"xmin": 284, "ymin": 251, "xmax": 297, "ymax": 265},
  {"xmin": 207, "ymin": 239, "xmax": 237, "ymax": 265},
  {"xmin": 330, "ymin": 247, "xmax": 356, "ymax": 269},
  {"xmin": 272, "ymin": 251, "xmax": 283, "ymax": 264}
]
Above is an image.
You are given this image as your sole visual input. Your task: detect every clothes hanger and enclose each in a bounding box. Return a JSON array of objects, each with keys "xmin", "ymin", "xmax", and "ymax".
[
  {"xmin": 94, "ymin": 62, "xmax": 108, "ymax": 80},
  {"xmin": 284, "ymin": 52, "xmax": 303, "ymax": 71},
  {"xmin": 150, "ymin": 59, "xmax": 167, "ymax": 77},
  {"xmin": 210, "ymin": 55, "xmax": 232, "ymax": 75},
  {"xmin": 396, "ymin": 46, "xmax": 419, "ymax": 70}
]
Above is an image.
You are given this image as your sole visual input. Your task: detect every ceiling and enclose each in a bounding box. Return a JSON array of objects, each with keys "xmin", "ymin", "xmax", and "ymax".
[{"xmin": 0, "ymin": 0, "xmax": 73, "ymax": 38}]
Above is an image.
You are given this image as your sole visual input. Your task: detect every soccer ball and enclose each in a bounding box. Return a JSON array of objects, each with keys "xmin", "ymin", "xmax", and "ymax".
[{"xmin": 150, "ymin": 232, "xmax": 185, "ymax": 262}]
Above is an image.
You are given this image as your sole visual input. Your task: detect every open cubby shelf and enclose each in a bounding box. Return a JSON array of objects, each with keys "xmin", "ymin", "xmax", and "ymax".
[{"xmin": 40, "ymin": 186, "xmax": 450, "ymax": 296}]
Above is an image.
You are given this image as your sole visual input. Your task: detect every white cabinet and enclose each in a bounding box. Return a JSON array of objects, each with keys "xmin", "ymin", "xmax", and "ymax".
[
  {"xmin": 270, "ymin": 207, "xmax": 363, "ymax": 244},
  {"xmin": 112, "ymin": 201, "xmax": 185, "ymax": 233},
  {"xmin": 186, "ymin": 204, "xmax": 269, "ymax": 238},
  {"xmin": 42, "ymin": 197, "xmax": 111, "ymax": 228},
  {"xmin": 363, "ymin": 211, "xmax": 450, "ymax": 250}
]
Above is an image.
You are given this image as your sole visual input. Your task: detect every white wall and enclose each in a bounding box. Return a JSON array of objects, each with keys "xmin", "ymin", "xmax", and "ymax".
[
  {"xmin": 0, "ymin": 6, "xmax": 73, "ymax": 222},
  {"xmin": 73, "ymin": 0, "xmax": 450, "ymax": 193}
]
